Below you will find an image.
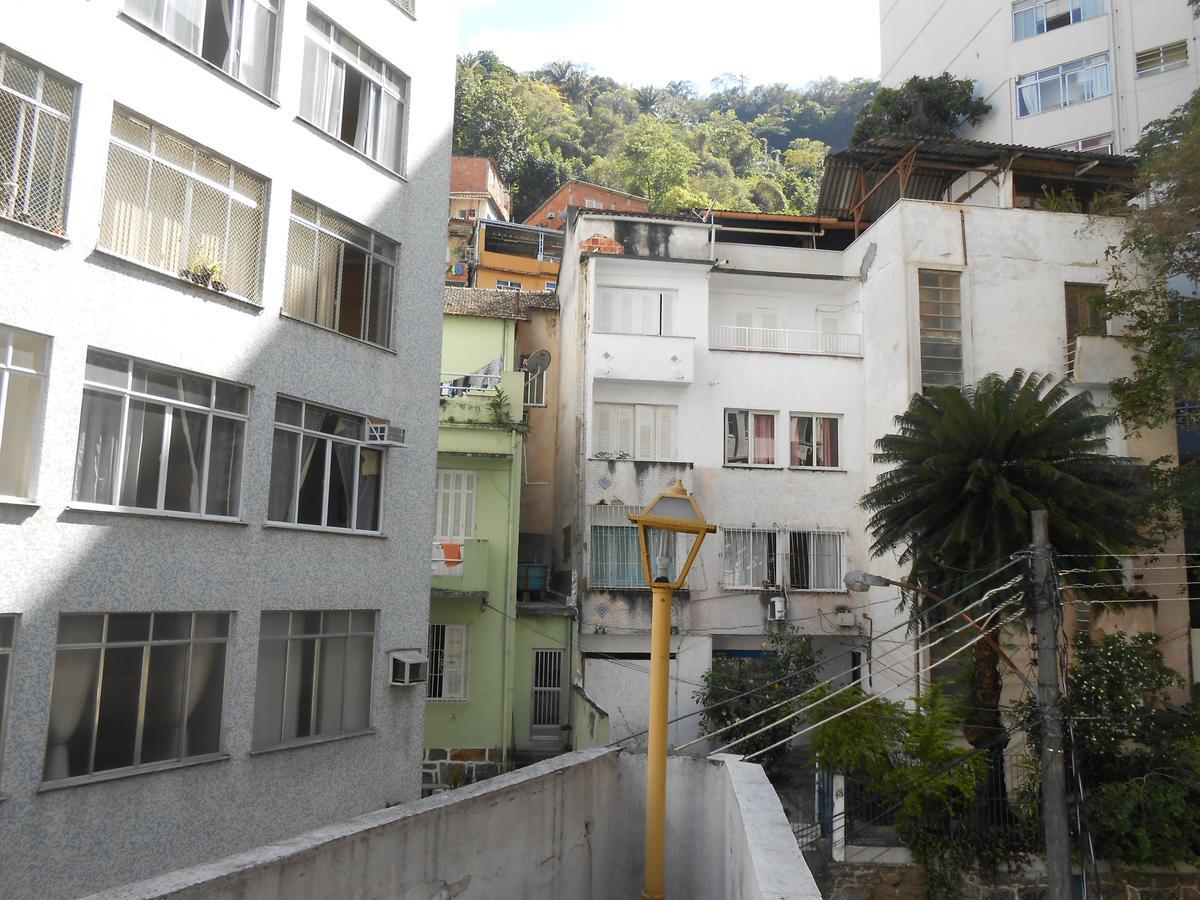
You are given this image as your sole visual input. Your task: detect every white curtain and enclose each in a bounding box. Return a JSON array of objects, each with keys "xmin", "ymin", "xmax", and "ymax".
[
  {"xmin": 238, "ymin": 0, "xmax": 276, "ymax": 95},
  {"xmin": 44, "ymin": 649, "xmax": 99, "ymax": 781},
  {"xmin": 164, "ymin": 0, "xmax": 205, "ymax": 54},
  {"xmin": 376, "ymin": 91, "xmax": 402, "ymax": 172},
  {"xmin": 73, "ymin": 391, "xmax": 123, "ymax": 504}
]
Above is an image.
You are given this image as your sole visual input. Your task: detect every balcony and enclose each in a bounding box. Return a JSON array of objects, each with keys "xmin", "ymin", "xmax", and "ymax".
[
  {"xmin": 589, "ymin": 332, "xmax": 694, "ymax": 383},
  {"xmin": 1065, "ymin": 334, "xmax": 1131, "ymax": 385},
  {"xmin": 709, "ymin": 325, "xmax": 863, "ymax": 358},
  {"xmin": 432, "ymin": 538, "xmax": 489, "ymax": 595},
  {"xmin": 439, "ymin": 370, "xmax": 525, "ymax": 425}
]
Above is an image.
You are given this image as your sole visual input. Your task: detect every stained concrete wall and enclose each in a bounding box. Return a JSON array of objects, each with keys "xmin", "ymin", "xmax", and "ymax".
[{"xmin": 87, "ymin": 748, "xmax": 820, "ymax": 900}]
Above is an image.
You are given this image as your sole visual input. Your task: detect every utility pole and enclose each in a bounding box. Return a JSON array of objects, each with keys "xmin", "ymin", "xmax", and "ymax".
[{"xmin": 1032, "ymin": 510, "xmax": 1072, "ymax": 900}]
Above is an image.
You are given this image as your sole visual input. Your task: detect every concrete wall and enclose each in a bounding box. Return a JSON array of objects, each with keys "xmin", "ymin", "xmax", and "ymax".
[
  {"xmin": 88, "ymin": 748, "xmax": 819, "ymax": 900},
  {"xmin": 0, "ymin": 2, "xmax": 455, "ymax": 896},
  {"xmin": 516, "ymin": 306, "xmax": 561, "ymax": 563}
]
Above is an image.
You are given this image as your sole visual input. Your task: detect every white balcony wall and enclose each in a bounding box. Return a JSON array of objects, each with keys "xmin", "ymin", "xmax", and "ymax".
[
  {"xmin": 708, "ymin": 274, "xmax": 862, "ymax": 357},
  {"xmin": 714, "ymin": 242, "xmax": 846, "ymax": 277}
]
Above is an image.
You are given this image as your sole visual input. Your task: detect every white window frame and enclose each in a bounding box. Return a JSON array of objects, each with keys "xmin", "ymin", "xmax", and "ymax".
[
  {"xmin": 267, "ymin": 396, "xmax": 386, "ymax": 534},
  {"xmin": 545, "ymin": 281, "xmax": 557, "ymax": 291},
  {"xmin": 71, "ymin": 349, "xmax": 249, "ymax": 520},
  {"xmin": 496, "ymin": 279, "xmax": 523, "ymax": 290},
  {"xmin": 721, "ymin": 527, "xmax": 778, "ymax": 590},
  {"xmin": 98, "ymin": 108, "xmax": 267, "ymax": 302},
  {"xmin": 251, "ymin": 610, "xmax": 377, "ymax": 750},
  {"xmin": 593, "ymin": 403, "xmax": 676, "ymax": 461},
  {"xmin": 0, "ymin": 46, "xmax": 75, "ymax": 235},
  {"xmin": 786, "ymin": 530, "xmax": 846, "ymax": 592},
  {"xmin": 1136, "ymin": 40, "xmax": 1189, "ymax": 78},
  {"xmin": 299, "ymin": 8, "xmax": 409, "ymax": 175},
  {"xmin": 1011, "ymin": 0, "xmax": 1105, "ymax": 42},
  {"xmin": 43, "ymin": 612, "xmax": 232, "ymax": 784},
  {"xmin": 724, "ymin": 408, "xmax": 778, "ymax": 467},
  {"xmin": 918, "ymin": 270, "xmax": 964, "ymax": 391},
  {"xmin": 434, "ymin": 469, "xmax": 476, "ymax": 541},
  {"xmin": 427, "ymin": 623, "xmax": 467, "ymax": 701},
  {"xmin": 1016, "ymin": 53, "xmax": 1111, "ymax": 118},
  {"xmin": 1056, "ymin": 133, "xmax": 1114, "ymax": 154},
  {"xmin": 283, "ymin": 196, "xmax": 397, "ymax": 349},
  {"xmin": 594, "ymin": 287, "xmax": 678, "ymax": 336},
  {"xmin": 789, "ymin": 413, "xmax": 841, "ymax": 470},
  {"xmin": 522, "ymin": 357, "xmax": 547, "ymax": 407},
  {"xmin": 0, "ymin": 324, "xmax": 50, "ymax": 502},
  {"xmin": 123, "ymin": 0, "xmax": 280, "ymax": 97}
]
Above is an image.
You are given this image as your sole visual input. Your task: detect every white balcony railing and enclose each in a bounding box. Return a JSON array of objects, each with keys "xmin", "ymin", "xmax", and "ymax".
[{"xmin": 710, "ymin": 325, "xmax": 863, "ymax": 357}]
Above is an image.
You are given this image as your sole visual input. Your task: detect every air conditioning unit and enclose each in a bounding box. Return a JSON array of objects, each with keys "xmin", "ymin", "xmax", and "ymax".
[
  {"xmin": 389, "ymin": 649, "xmax": 428, "ymax": 686},
  {"xmin": 367, "ymin": 423, "xmax": 406, "ymax": 447},
  {"xmin": 833, "ymin": 606, "xmax": 856, "ymax": 628},
  {"xmin": 767, "ymin": 596, "xmax": 787, "ymax": 622}
]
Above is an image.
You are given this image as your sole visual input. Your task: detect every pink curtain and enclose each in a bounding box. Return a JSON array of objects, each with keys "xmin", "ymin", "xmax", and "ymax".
[
  {"xmin": 789, "ymin": 416, "xmax": 802, "ymax": 467},
  {"xmin": 819, "ymin": 418, "xmax": 839, "ymax": 468},
  {"xmin": 753, "ymin": 414, "xmax": 775, "ymax": 465}
]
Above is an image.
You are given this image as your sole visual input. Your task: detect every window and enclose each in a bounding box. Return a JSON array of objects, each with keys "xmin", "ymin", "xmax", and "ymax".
[
  {"xmin": 0, "ymin": 47, "xmax": 75, "ymax": 235},
  {"xmin": 531, "ymin": 649, "xmax": 563, "ymax": 738},
  {"xmin": 426, "ymin": 623, "xmax": 466, "ymax": 700},
  {"xmin": 283, "ymin": 197, "xmax": 396, "ymax": 348},
  {"xmin": 593, "ymin": 403, "xmax": 676, "ymax": 461},
  {"xmin": 1057, "ymin": 133, "xmax": 1113, "ymax": 154},
  {"xmin": 252, "ymin": 610, "xmax": 376, "ymax": 749},
  {"xmin": 585, "ymin": 198, "xmax": 603, "ymax": 209},
  {"xmin": 124, "ymin": 0, "xmax": 278, "ymax": 96},
  {"xmin": 434, "ymin": 469, "xmax": 476, "ymax": 540},
  {"xmin": 594, "ymin": 287, "xmax": 677, "ymax": 336},
  {"xmin": 589, "ymin": 504, "xmax": 675, "ymax": 588},
  {"xmin": 725, "ymin": 409, "xmax": 776, "ymax": 466},
  {"xmin": 72, "ymin": 350, "xmax": 249, "ymax": 518},
  {"xmin": 918, "ymin": 270, "xmax": 963, "ymax": 391},
  {"xmin": 1017, "ymin": 53, "xmax": 1111, "ymax": 117},
  {"xmin": 1136, "ymin": 41, "xmax": 1189, "ymax": 78},
  {"xmin": 0, "ymin": 325, "xmax": 49, "ymax": 500},
  {"xmin": 496, "ymin": 279, "xmax": 523, "ymax": 290},
  {"xmin": 267, "ymin": 396, "xmax": 385, "ymax": 533},
  {"xmin": 299, "ymin": 8, "xmax": 408, "ymax": 174},
  {"xmin": 522, "ymin": 356, "xmax": 547, "ymax": 406},
  {"xmin": 1064, "ymin": 283, "xmax": 1107, "ymax": 374},
  {"xmin": 98, "ymin": 109, "xmax": 267, "ymax": 301},
  {"xmin": 43, "ymin": 612, "xmax": 230, "ymax": 782},
  {"xmin": 790, "ymin": 415, "xmax": 840, "ymax": 469},
  {"xmin": 723, "ymin": 528, "xmax": 777, "ymax": 589},
  {"xmin": 545, "ymin": 281, "xmax": 557, "ymax": 291},
  {"xmin": 1012, "ymin": 0, "xmax": 1105, "ymax": 41},
  {"xmin": 0, "ymin": 615, "xmax": 14, "ymax": 778},
  {"xmin": 787, "ymin": 530, "xmax": 845, "ymax": 591}
]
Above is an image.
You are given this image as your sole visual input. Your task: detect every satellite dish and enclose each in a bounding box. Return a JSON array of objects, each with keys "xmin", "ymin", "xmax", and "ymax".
[{"xmin": 524, "ymin": 349, "xmax": 552, "ymax": 377}]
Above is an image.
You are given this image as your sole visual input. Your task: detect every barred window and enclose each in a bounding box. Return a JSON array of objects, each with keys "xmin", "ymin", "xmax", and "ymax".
[
  {"xmin": 0, "ymin": 47, "xmax": 75, "ymax": 235},
  {"xmin": 267, "ymin": 396, "xmax": 385, "ymax": 533},
  {"xmin": 124, "ymin": 0, "xmax": 279, "ymax": 96},
  {"xmin": 283, "ymin": 197, "xmax": 397, "ymax": 348},
  {"xmin": 589, "ymin": 504, "xmax": 676, "ymax": 588},
  {"xmin": 98, "ymin": 109, "xmax": 267, "ymax": 302},
  {"xmin": 72, "ymin": 349, "xmax": 249, "ymax": 519},
  {"xmin": 299, "ymin": 9, "xmax": 408, "ymax": 174},
  {"xmin": 252, "ymin": 610, "xmax": 377, "ymax": 749},
  {"xmin": 522, "ymin": 356, "xmax": 546, "ymax": 406},
  {"xmin": 43, "ymin": 612, "xmax": 231, "ymax": 783},
  {"xmin": 723, "ymin": 527, "xmax": 777, "ymax": 589},
  {"xmin": 787, "ymin": 531, "xmax": 845, "ymax": 591},
  {"xmin": 427, "ymin": 623, "xmax": 466, "ymax": 701}
]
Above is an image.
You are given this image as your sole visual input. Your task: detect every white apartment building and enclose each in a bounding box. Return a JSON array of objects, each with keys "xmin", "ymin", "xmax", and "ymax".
[
  {"xmin": 879, "ymin": 0, "xmax": 1200, "ymax": 153},
  {"xmin": 553, "ymin": 141, "xmax": 1192, "ymax": 748},
  {"xmin": 0, "ymin": 2, "xmax": 454, "ymax": 896}
]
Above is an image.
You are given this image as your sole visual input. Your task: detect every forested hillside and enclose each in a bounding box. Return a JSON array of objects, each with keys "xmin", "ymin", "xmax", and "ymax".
[{"xmin": 453, "ymin": 52, "xmax": 878, "ymax": 220}]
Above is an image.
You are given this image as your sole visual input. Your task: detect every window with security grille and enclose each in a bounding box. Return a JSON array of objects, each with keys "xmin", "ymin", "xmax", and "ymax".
[
  {"xmin": 531, "ymin": 649, "xmax": 563, "ymax": 737},
  {"xmin": 918, "ymin": 270, "xmax": 963, "ymax": 391},
  {"xmin": 0, "ymin": 47, "xmax": 75, "ymax": 235},
  {"xmin": 43, "ymin": 612, "xmax": 231, "ymax": 783},
  {"xmin": 300, "ymin": 8, "xmax": 409, "ymax": 174},
  {"xmin": 426, "ymin": 623, "xmax": 466, "ymax": 701},
  {"xmin": 0, "ymin": 324, "xmax": 50, "ymax": 500},
  {"xmin": 123, "ymin": 0, "xmax": 279, "ymax": 96},
  {"xmin": 1136, "ymin": 40, "xmax": 1189, "ymax": 78},
  {"xmin": 787, "ymin": 531, "xmax": 845, "ymax": 591},
  {"xmin": 252, "ymin": 610, "xmax": 377, "ymax": 749},
  {"xmin": 283, "ymin": 196, "xmax": 397, "ymax": 348},
  {"xmin": 267, "ymin": 396, "xmax": 385, "ymax": 533},
  {"xmin": 72, "ymin": 349, "xmax": 249, "ymax": 518},
  {"xmin": 589, "ymin": 504, "xmax": 676, "ymax": 588},
  {"xmin": 522, "ymin": 357, "xmax": 546, "ymax": 406},
  {"xmin": 723, "ymin": 528, "xmax": 777, "ymax": 589},
  {"xmin": 98, "ymin": 109, "xmax": 266, "ymax": 301}
]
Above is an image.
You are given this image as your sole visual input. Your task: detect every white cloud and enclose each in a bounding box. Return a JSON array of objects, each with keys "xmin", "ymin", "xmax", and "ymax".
[{"xmin": 459, "ymin": 0, "xmax": 881, "ymax": 89}]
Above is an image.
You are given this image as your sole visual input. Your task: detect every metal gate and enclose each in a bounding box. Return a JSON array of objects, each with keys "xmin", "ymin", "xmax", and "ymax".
[{"xmin": 530, "ymin": 649, "xmax": 564, "ymax": 743}]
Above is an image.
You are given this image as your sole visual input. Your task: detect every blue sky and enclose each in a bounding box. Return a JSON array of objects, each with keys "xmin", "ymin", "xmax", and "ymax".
[{"xmin": 457, "ymin": 0, "xmax": 882, "ymax": 91}]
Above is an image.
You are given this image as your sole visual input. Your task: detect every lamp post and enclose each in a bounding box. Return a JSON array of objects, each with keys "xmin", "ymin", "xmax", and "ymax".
[{"xmin": 629, "ymin": 480, "xmax": 715, "ymax": 900}]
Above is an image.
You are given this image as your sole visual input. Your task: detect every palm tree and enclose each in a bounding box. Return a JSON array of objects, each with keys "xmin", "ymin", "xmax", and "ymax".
[
  {"xmin": 634, "ymin": 85, "xmax": 666, "ymax": 116},
  {"xmin": 861, "ymin": 371, "xmax": 1145, "ymax": 823}
]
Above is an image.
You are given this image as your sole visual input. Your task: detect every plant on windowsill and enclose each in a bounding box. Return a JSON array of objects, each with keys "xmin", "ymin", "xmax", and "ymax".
[
  {"xmin": 593, "ymin": 450, "xmax": 633, "ymax": 460},
  {"xmin": 8, "ymin": 208, "xmax": 65, "ymax": 236},
  {"xmin": 180, "ymin": 254, "xmax": 229, "ymax": 293}
]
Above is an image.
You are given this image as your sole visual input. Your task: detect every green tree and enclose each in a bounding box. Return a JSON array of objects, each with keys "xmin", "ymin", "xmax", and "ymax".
[
  {"xmin": 851, "ymin": 73, "xmax": 991, "ymax": 144},
  {"xmin": 601, "ymin": 116, "xmax": 698, "ymax": 211},
  {"xmin": 514, "ymin": 79, "xmax": 583, "ymax": 158},
  {"xmin": 453, "ymin": 64, "xmax": 530, "ymax": 186}
]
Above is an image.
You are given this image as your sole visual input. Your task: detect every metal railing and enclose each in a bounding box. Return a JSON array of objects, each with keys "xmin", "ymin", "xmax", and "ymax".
[
  {"xmin": 439, "ymin": 372, "xmax": 501, "ymax": 397},
  {"xmin": 710, "ymin": 325, "xmax": 863, "ymax": 357}
]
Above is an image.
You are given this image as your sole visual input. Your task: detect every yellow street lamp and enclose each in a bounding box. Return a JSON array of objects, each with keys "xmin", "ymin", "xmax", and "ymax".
[{"xmin": 628, "ymin": 479, "xmax": 715, "ymax": 900}]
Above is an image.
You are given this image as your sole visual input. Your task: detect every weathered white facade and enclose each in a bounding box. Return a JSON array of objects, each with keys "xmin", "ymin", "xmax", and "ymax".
[
  {"xmin": 879, "ymin": 0, "xmax": 1199, "ymax": 153},
  {"xmin": 555, "ymin": 192, "xmax": 1147, "ymax": 746},
  {"xmin": 0, "ymin": 2, "xmax": 454, "ymax": 896}
]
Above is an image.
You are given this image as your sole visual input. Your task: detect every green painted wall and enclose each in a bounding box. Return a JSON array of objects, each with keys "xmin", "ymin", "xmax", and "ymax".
[{"xmin": 511, "ymin": 614, "xmax": 574, "ymax": 752}]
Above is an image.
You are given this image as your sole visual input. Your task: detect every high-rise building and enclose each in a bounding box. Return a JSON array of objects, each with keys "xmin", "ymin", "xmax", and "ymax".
[
  {"xmin": 0, "ymin": 1, "xmax": 454, "ymax": 895},
  {"xmin": 879, "ymin": 0, "xmax": 1200, "ymax": 153}
]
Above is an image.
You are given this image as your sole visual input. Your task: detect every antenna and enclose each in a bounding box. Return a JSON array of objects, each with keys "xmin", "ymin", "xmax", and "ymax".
[{"xmin": 523, "ymin": 348, "xmax": 552, "ymax": 377}]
